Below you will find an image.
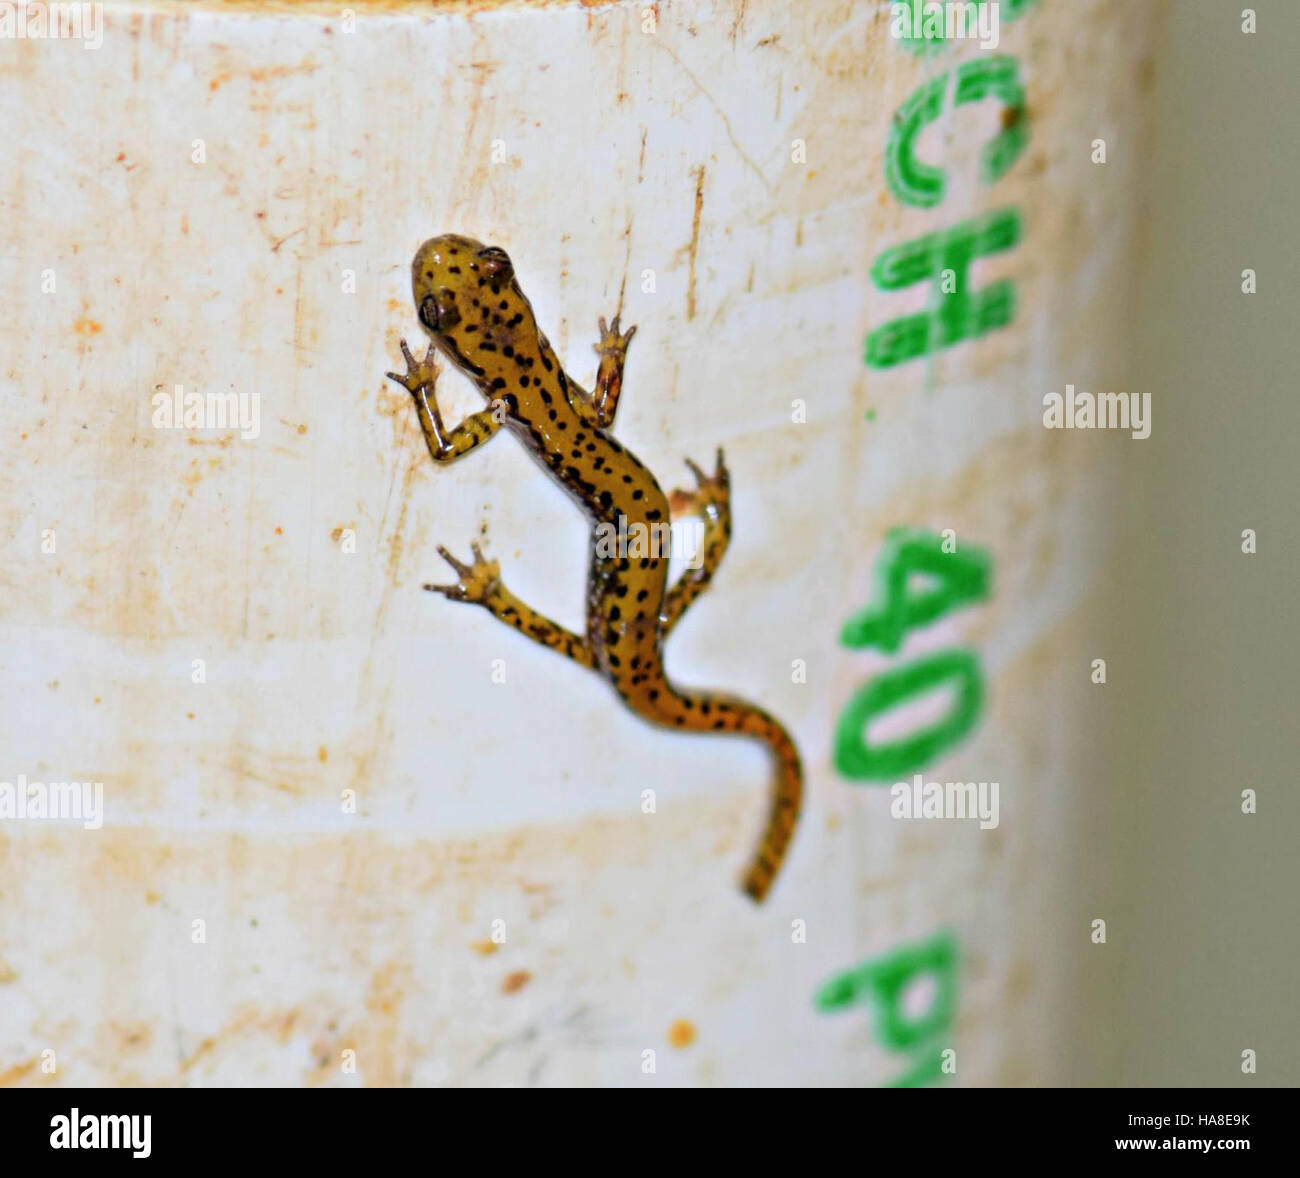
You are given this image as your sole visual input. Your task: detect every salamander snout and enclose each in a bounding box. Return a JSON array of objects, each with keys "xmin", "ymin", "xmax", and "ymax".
[
  {"xmin": 411, "ymin": 233, "xmax": 509, "ymax": 338},
  {"xmin": 409, "ymin": 233, "xmax": 537, "ymax": 385}
]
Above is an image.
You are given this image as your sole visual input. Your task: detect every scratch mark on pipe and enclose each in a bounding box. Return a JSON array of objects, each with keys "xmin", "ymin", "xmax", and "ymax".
[
  {"xmin": 652, "ymin": 41, "xmax": 772, "ymax": 192},
  {"xmin": 687, "ymin": 165, "xmax": 705, "ymax": 322}
]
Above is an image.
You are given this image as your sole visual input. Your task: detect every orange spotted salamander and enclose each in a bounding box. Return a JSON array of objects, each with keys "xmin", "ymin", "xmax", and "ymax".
[{"xmin": 387, "ymin": 234, "xmax": 801, "ymax": 901}]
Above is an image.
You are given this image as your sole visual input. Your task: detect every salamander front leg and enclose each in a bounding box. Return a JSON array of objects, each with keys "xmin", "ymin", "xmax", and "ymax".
[
  {"xmin": 567, "ymin": 315, "xmax": 637, "ymax": 429},
  {"xmin": 592, "ymin": 314, "xmax": 636, "ymax": 427},
  {"xmin": 426, "ymin": 543, "xmax": 596, "ymax": 670},
  {"xmin": 387, "ymin": 339, "xmax": 502, "ymax": 464}
]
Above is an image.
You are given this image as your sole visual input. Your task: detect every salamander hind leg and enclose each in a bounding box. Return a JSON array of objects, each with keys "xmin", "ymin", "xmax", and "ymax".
[
  {"xmin": 661, "ymin": 447, "xmax": 732, "ymax": 635},
  {"xmin": 426, "ymin": 543, "xmax": 595, "ymax": 669}
]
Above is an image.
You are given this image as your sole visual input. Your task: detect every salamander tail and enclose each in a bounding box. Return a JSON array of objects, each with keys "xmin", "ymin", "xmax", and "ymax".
[
  {"xmin": 736, "ymin": 706, "xmax": 802, "ymax": 902},
  {"xmin": 634, "ymin": 678, "xmax": 802, "ymax": 902}
]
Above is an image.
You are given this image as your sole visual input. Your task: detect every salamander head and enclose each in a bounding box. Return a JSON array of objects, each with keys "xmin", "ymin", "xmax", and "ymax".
[{"xmin": 411, "ymin": 234, "xmax": 541, "ymax": 392}]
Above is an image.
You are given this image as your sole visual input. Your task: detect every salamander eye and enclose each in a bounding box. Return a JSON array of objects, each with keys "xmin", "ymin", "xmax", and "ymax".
[
  {"xmin": 477, "ymin": 245, "xmax": 513, "ymax": 281},
  {"xmin": 419, "ymin": 291, "xmax": 460, "ymax": 332}
]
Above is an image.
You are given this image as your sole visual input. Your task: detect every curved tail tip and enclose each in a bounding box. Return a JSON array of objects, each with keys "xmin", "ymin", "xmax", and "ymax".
[{"xmin": 741, "ymin": 869, "xmax": 773, "ymax": 904}]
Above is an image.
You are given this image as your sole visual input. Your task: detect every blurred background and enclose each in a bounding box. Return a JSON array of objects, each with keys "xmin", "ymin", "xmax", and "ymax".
[{"xmin": 1077, "ymin": 0, "xmax": 1299, "ymax": 1086}]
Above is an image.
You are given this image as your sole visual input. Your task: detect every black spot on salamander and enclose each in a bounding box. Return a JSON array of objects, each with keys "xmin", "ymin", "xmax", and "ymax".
[
  {"xmin": 449, "ymin": 266, "xmax": 461, "ymax": 274},
  {"xmin": 425, "ymin": 270, "xmax": 433, "ymax": 278},
  {"xmin": 548, "ymin": 409, "xmax": 558, "ymax": 421},
  {"xmin": 491, "ymin": 377, "xmax": 506, "ymax": 390},
  {"xmin": 636, "ymin": 589, "xmax": 648, "ymax": 601},
  {"xmin": 632, "ymin": 490, "xmax": 643, "ymax": 500},
  {"xmin": 480, "ymin": 342, "xmax": 497, "ymax": 351},
  {"xmin": 503, "ymin": 345, "xmax": 513, "ymax": 357},
  {"xmin": 646, "ymin": 509, "xmax": 662, "ymax": 521},
  {"xmin": 540, "ymin": 354, "xmax": 553, "ymax": 371},
  {"xmin": 622, "ymin": 475, "xmax": 633, "ymax": 483},
  {"xmin": 712, "ymin": 719, "xmax": 727, "ymax": 730},
  {"xmin": 649, "ymin": 689, "xmax": 660, "ymax": 702},
  {"xmin": 540, "ymin": 389, "xmax": 552, "ymax": 404},
  {"xmin": 609, "ymin": 606, "xmax": 621, "ymax": 622},
  {"xmin": 520, "ymin": 376, "xmax": 530, "ymax": 387},
  {"xmin": 503, "ymin": 394, "xmax": 519, "ymax": 411},
  {"xmin": 464, "ymin": 324, "xmax": 478, "ymax": 333}
]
